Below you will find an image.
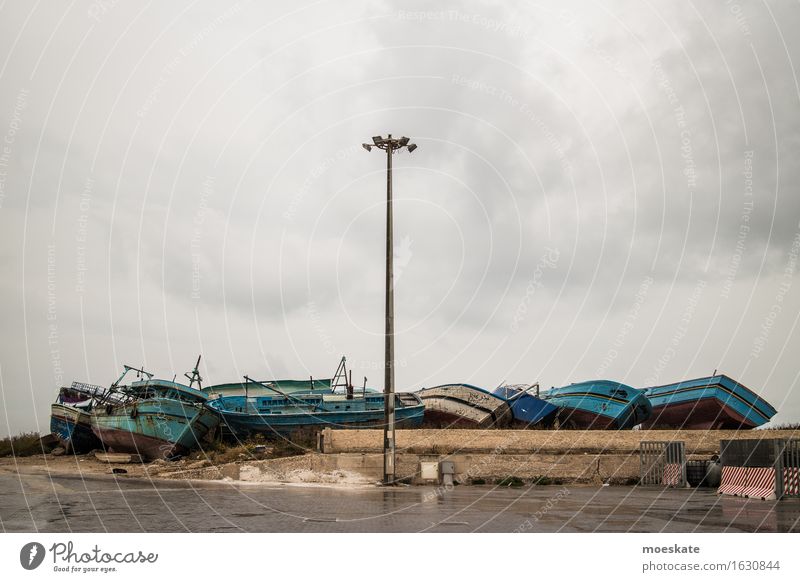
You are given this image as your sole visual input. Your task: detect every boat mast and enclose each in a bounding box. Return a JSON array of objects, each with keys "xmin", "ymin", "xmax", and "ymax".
[
  {"xmin": 331, "ymin": 356, "xmax": 349, "ymax": 393},
  {"xmin": 185, "ymin": 355, "xmax": 203, "ymax": 389},
  {"xmin": 98, "ymin": 364, "xmax": 153, "ymax": 405}
]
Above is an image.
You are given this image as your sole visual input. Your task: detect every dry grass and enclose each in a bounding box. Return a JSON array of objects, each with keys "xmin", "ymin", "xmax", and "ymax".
[
  {"xmin": 0, "ymin": 432, "xmax": 51, "ymax": 457},
  {"xmin": 186, "ymin": 429, "xmax": 317, "ymax": 464}
]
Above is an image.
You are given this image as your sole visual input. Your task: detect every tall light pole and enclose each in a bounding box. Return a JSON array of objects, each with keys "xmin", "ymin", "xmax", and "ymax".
[{"xmin": 362, "ymin": 134, "xmax": 418, "ymax": 485}]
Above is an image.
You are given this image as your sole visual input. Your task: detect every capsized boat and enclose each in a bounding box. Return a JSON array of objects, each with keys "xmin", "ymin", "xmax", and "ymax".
[
  {"xmin": 50, "ymin": 382, "xmax": 105, "ymax": 453},
  {"xmin": 492, "ymin": 383, "xmax": 560, "ymax": 427},
  {"xmin": 540, "ymin": 380, "xmax": 652, "ymax": 429},
  {"xmin": 416, "ymin": 383, "xmax": 513, "ymax": 428},
  {"xmin": 205, "ymin": 357, "xmax": 425, "ymax": 436},
  {"xmin": 91, "ymin": 362, "xmax": 219, "ymax": 460},
  {"xmin": 640, "ymin": 374, "xmax": 777, "ymax": 429}
]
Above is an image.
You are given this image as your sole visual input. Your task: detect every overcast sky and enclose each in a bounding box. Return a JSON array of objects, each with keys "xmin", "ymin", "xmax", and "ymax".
[{"xmin": 1, "ymin": 0, "xmax": 799, "ymax": 436}]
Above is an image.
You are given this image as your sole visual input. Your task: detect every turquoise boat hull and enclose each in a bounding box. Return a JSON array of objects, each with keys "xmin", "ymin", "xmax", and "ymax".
[
  {"xmin": 91, "ymin": 380, "xmax": 220, "ymax": 459},
  {"xmin": 641, "ymin": 375, "xmax": 777, "ymax": 429},
  {"xmin": 204, "ymin": 378, "xmax": 333, "ymax": 398},
  {"xmin": 206, "ymin": 392, "xmax": 425, "ymax": 436},
  {"xmin": 541, "ymin": 380, "xmax": 652, "ymax": 429}
]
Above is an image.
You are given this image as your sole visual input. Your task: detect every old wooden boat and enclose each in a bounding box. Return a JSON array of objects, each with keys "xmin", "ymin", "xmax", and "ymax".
[
  {"xmin": 91, "ymin": 364, "xmax": 219, "ymax": 460},
  {"xmin": 205, "ymin": 358, "xmax": 423, "ymax": 435},
  {"xmin": 640, "ymin": 374, "xmax": 777, "ymax": 429},
  {"xmin": 204, "ymin": 377, "xmax": 333, "ymax": 399},
  {"xmin": 50, "ymin": 382, "xmax": 104, "ymax": 453},
  {"xmin": 540, "ymin": 380, "xmax": 652, "ymax": 429},
  {"xmin": 417, "ymin": 383, "xmax": 513, "ymax": 428},
  {"xmin": 492, "ymin": 384, "xmax": 560, "ymax": 427},
  {"xmin": 206, "ymin": 389, "xmax": 425, "ymax": 436}
]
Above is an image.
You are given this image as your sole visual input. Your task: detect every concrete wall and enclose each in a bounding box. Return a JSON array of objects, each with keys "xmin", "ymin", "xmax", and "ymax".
[
  {"xmin": 313, "ymin": 429, "xmax": 799, "ymax": 484},
  {"xmin": 319, "ymin": 428, "xmax": 799, "ymax": 456},
  {"xmin": 301, "ymin": 451, "xmax": 640, "ymax": 484}
]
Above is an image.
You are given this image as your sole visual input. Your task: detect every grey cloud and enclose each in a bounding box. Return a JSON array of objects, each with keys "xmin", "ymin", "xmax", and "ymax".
[{"xmin": 1, "ymin": 0, "xmax": 800, "ymax": 434}]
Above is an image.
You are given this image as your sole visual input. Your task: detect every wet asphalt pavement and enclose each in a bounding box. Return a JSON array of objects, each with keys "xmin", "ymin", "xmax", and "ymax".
[{"xmin": 1, "ymin": 468, "xmax": 798, "ymax": 533}]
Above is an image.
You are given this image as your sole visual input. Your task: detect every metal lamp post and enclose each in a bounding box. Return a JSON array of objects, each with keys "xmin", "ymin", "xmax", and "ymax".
[{"xmin": 362, "ymin": 134, "xmax": 418, "ymax": 485}]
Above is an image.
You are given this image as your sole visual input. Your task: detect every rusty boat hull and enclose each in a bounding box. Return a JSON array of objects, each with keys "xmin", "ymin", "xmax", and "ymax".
[{"xmin": 91, "ymin": 380, "xmax": 219, "ymax": 460}]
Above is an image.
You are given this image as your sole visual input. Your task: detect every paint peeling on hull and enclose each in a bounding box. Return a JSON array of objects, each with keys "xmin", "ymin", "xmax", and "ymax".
[
  {"xmin": 91, "ymin": 398, "xmax": 220, "ymax": 460},
  {"xmin": 50, "ymin": 403, "xmax": 101, "ymax": 453},
  {"xmin": 417, "ymin": 384, "xmax": 513, "ymax": 428},
  {"xmin": 92, "ymin": 426, "xmax": 188, "ymax": 460},
  {"xmin": 216, "ymin": 406, "xmax": 425, "ymax": 436}
]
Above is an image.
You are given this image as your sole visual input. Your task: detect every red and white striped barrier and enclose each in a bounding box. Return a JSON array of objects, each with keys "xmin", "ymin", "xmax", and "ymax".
[
  {"xmin": 743, "ymin": 467, "xmax": 776, "ymax": 500},
  {"xmin": 719, "ymin": 466, "xmax": 776, "ymax": 499},
  {"xmin": 662, "ymin": 463, "xmax": 683, "ymax": 487},
  {"xmin": 718, "ymin": 466, "xmax": 747, "ymax": 496},
  {"xmin": 784, "ymin": 467, "xmax": 800, "ymax": 496}
]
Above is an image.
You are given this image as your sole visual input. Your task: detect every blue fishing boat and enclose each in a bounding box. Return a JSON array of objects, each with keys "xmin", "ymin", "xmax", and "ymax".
[
  {"xmin": 492, "ymin": 384, "xmax": 560, "ymax": 427},
  {"xmin": 417, "ymin": 383, "xmax": 513, "ymax": 427},
  {"xmin": 91, "ymin": 363, "xmax": 219, "ymax": 460},
  {"xmin": 205, "ymin": 358, "xmax": 425, "ymax": 436},
  {"xmin": 204, "ymin": 377, "xmax": 333, "ymax": 398},
  {"xmin": 540, "ymin": 380, "xmax": 652, "ymax": 429},
  {"xmin": 207, "ymin": 391, "xmax": 425, "ymax": 435},
  {"xmin": 640, "ymin": 374, "xmax": 777, "ymax": 429},
  {"xmin": 50, "ymin": 382, "xmax": 105, "ymax": 453}
]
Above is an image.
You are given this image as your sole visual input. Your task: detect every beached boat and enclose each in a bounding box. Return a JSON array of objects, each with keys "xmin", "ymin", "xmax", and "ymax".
[
  {"xmin": 540, "ymin": 380, "xmax": 652, "ymax": 429},
  {"xmin": 640, "ymin": 374, "xmax": 777, "ymax": 429},
  {"xmin": 417, "ymin": 383, "xmax": 513, "ymax": 428},
  {"xmin": 206, "ymin": 358, "xmax": 425, "ymax": 436},
  {"xmin": 205, "ymin": 357, "xmax": 424, "ymax": 436},
  {"xmin": 492, "ymin": 384, "xmax": 560, "ymax": 427},
  {"xmin": 203, "ymin": 377, "xmax": 333, "ymax": 398},
  {"xmin": 91, "ymin": 365, "xmax": 219, "ymax": 460},
  {"xmin": 206, "ymin": 390, "xmax": 425, "ymax": 436},
  {"xmin": 50, "ymin": 382, "xmax": 105, "ymax": 453}
]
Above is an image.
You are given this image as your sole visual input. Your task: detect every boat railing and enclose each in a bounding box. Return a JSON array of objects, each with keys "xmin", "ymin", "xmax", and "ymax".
[
  {"xmin": 69, "ymin": 381, "xmax": 108, "ymax": 397},
  {"xmin": 242, "ymin": 376, "xmax": 322, "ymax": 412},
  {"xmin": 61, "ymin": 381, "xmax": 125, "ymax": 407}
]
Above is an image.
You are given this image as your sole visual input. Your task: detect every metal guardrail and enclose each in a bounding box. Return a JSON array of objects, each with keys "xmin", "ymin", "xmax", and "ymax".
[
  {"xmin": 720, "ymin": 438, "xmax": 778, "ymax": 467},
  {"xmin": 640, "ymin": 441, "xmax": 686, "ymax": 487}
]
